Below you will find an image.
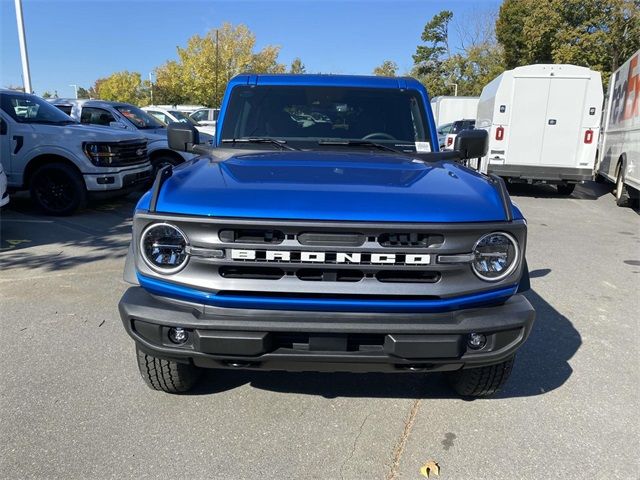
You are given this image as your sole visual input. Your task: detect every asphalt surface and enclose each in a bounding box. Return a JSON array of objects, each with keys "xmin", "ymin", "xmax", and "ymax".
[{"xmin": 0, "ymin": 182, "xmax": 638, "ymax": 480}]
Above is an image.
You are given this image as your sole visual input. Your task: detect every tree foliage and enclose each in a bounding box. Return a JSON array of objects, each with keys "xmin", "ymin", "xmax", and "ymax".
[
  {"xmin": 373, "ymin": 60, "xmax": 398, "ymax": 77},
  {"xmin": 93, "ymin": 71, "xmax": 147, "ymax": 104},
  {"xmin": 289, "ymin": 57, "xmax": 306, "ymax": 74},
  {"xmin": 497, "ymin": 0, "xmax": 640, "ymax": 86},
  {"xmin": 153, "ymin": 23, "xmax": 286, "ymax": 107}
]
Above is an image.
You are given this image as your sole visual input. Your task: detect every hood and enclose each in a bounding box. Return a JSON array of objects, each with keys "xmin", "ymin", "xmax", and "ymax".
[
  {"xmin": 33, "ymin": 123, "xmax": 146, "ymax": 142},
  {"xmin": 147, "ymin": 150, "xmax": 513, "ymax": 223},
  {"xmin": 140, "ymin": 129, "xmax": 167, "ymax": 140}
]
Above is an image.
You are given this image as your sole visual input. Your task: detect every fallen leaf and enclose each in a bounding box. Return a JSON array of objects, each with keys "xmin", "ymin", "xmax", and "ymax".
[{"xmin": 419, "ymin": 460, "xmax": 440, "ymax": 478}]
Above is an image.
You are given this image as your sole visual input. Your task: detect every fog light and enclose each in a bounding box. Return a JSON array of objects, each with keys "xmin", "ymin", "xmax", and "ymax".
[
  {"xmin": 168, "ymin": 327, "xmax": 189, "ymax": 344},
  {"xmin": 467, "ymin": 332, "xmax": 487, "ymax": 350}
]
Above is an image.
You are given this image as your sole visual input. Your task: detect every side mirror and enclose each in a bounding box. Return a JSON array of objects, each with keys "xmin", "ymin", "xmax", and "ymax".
[
  {"xmin": 109, "ymin": 121, "xmax": 127, "ymax": 129},
  {"xmin": 454, "ymin": 129, "xmax": 488, "ymax": 159},
  {"xmin": 168, "ymin": 121, "xmax": 200, "ymax": 152}
]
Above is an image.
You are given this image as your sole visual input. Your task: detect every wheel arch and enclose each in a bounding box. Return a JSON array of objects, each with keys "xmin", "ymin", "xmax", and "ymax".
[
  {"xmin": 149, "ymin": 149, "xmax": 184, "ymax": 165},
  {"xmin": 23, "ymin": 154, "xmax": 83, "ymax": 189}
]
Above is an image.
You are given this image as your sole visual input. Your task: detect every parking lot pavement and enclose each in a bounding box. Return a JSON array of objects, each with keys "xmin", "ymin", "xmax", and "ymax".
[{"xmin": 0, "ymin": 183, "xmax": 638, "ymax": 480}]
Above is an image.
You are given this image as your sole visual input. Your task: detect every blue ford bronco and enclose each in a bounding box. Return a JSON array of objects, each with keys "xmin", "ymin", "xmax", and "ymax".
[{"xmin": 118, "ymin": 74, "xmax": 535, "ymax": 397}]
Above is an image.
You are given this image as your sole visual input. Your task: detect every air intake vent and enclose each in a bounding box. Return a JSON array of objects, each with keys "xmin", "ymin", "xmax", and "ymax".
[
  {"xmin": 219, "ymin": 266, "xmax": 284, "ymax": 280},
  {"xmin": 378, "ymin": 233, "xmax": 443, "ymax": 248},
  {"xmin": 298, "ymin": 232, "xmax": 365, "ymax": 247},
  {"xmin": 296, "ymin": 269, "xmax": 363, "ymax": 282},
  {"xmin": 376, "ymin": 271, "xmax": 440, "ymax": 283},
  {"xmin": 219, "ymin": 229, "xmax": 284, "ymax": 244}
]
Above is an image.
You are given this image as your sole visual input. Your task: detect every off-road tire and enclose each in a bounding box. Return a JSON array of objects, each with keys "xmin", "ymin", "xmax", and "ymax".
[
  {"xmin": 29, "ymin": 162, "xmax": 86, "ymax": 216},
  {"xmin": 445, "ymin": 356, "xmax": 515, "ymax": 398},
  {"xmin": 136, "ymin": 347, "xmax": 201, "ymax": 393},
  {"xmin": 615, "ymin": 165, "xmax": 632, "ymax": 207},
  {"xmin": 556, "ymin": 183, "xmax": 576, "ymax": 196}
]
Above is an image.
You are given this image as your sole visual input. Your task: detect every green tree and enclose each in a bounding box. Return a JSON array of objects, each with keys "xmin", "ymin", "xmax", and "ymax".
[
  {"xmin": 76, "ymin": 86, "xmax": 94, "ymax": 99},
  {"xmin": 154, "ymin": 23, "xmax": 286, "ymax": 107},
  {"xmin": 93, "ymin": 71, "xmax": 146, "ymax": 104},
  {"xmin": 496, "ymin": 0, "xmax": 640, "ymax": 86},
  {"xmin": 289, "ymin": 57, "xmax": 306, "ymax": 74},
  {"xmin": 373, "ymin": 60, "xmax": 398, "ymax": 77},
  {"xmin": 41, "ymin": 91, "xmax": 53, "ymax": 99},
  {"xmin": 412, "ymin": 10, "xmax": 454, "ymax": 96}
]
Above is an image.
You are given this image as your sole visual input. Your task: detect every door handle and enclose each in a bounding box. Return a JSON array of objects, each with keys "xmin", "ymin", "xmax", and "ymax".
[{"xmin": 13, "ymin": 135, "xmax": 23, "ymax": 154}]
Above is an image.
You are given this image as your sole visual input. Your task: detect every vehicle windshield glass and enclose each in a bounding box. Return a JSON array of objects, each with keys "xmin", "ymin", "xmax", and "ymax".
[
  {"xmin": 169, "ymin": 110, "xmax": 198, "ymax": 126},
  {"xmin": 114, "ymin": 105, "xmax": 165, "ymax": 129},
  {"xmin": 0, "ymin": 93, "xmax": 76, "ymax": 124},
  {"xmin": 221, "ymin": 85, "xmax": 430, "ymax": 151},
  {"xmin": 451, "ymin": 120, "xmax": 475, "ymax": 134}
]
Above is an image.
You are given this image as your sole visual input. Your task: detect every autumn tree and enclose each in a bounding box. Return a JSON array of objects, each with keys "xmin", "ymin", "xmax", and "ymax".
[
  {"xmin": 154, "ymin": 23, "xmax": 286, "ymax": 107},
  {"xmin": 289, "ymin": 57, "xmax": 306, "ymax": 74},
  {"xmin": 496, "ymin": 0, "xmax": 640, "ymax": 86},
  {"xmin": 93, "ymin": 71, "xmax": 147, "ymax": 104},
  {"xmin": 373, "ymin": 60, "xmax": 398, "ymax": 77}
]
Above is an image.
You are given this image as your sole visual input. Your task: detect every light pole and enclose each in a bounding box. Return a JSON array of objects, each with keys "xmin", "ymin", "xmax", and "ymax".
[
  {"xmin": 14, "ymin": 0, "xmax": 32, "ymax": 93},
  {"xmin": 148, "ymin": 72, "xmax": 155, "ymax": 105},
  {"xmin": 449, "ymin": 83, "xmax": 458, "ymax": 96},
  {"xmin": 69, "ymin": 84, "xmax": 78, "ymax": 99}
]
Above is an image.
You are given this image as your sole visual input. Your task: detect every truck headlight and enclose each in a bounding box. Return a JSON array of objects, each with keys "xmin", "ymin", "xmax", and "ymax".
[
  {"xmin": 83, "ymin": 142, "xmax": 117, "ymax": 166},
  {"xmin": 140, "ymin": 223, "xmax": 189, "ymax": 274},
  {"xmin": 472, "ymin": 232, "xmax": 519, "ymax": 281}
]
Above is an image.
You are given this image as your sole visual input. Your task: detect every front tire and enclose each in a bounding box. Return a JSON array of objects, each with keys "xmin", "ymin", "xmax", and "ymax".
[
  {"xmin": 136, "ymin": 347, "xmax": 201, "ymax": 393},
  {"xmin": 445, "ymin": 356, "xmax": 515, "ymax": 398},
  {"xmin": 556, "ymin": 183, "xmax": 576, "ymax": 196},
  {"xmin": 29, "ymin": 163, "xmax": 86, "ymax": 216}
]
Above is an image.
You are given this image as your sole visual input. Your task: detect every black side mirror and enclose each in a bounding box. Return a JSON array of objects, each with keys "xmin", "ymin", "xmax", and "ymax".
[
  {"xmin": 168, "ymin": 121, "xmax": 200, "ymax": 152},
  {"xmin": 454, "ymin": 129, "xmax": 488, "ymax": 159}
]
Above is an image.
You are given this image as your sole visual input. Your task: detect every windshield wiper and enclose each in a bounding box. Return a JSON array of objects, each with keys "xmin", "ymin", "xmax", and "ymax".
[
  {"xmin": 222, "ymin": 137, "xmax": 298, "ymax": 151},
  {"xmin": 317, "ymin": 139, "xmax": 401, "ymax": 154}
]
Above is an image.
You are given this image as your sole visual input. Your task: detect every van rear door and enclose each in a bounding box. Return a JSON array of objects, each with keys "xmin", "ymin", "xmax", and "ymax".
[
  {"xmin": 508, "ymin": 77, "xmax": 550, "ymax": 166},
  {"xmin": 540, "ymin": 77, "xmax": 588, "ymax": 167}
]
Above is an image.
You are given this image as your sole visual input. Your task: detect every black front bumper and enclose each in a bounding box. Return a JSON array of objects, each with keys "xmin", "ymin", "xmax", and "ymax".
[
  {"xmin": 119, "ymin": 287, "xmax": 535, "ymax": 373},
  {"xmin": 488, "ymin": 164, "xmax": 593, "ymax": 183}
]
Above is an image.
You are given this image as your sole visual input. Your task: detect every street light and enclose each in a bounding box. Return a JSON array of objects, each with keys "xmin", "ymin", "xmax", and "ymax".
[
  {"xmin": 69, "ymin": 84, "xmax": 78, "ymax": 99},
  {"xmin": 148, "ymin": 72, "xmax": 155, "ymax": 105},
  {"xmin": 14, "ymin": 0, "xmax": 32, "ymax": 93}
]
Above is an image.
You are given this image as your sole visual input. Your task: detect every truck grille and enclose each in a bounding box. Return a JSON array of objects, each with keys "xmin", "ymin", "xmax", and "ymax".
[
  {"xmin": 111, "ymin": 140, "xmax": 148, "ymax": 166},
  {"xmin": 135, "ymin": 215, "xmax": 527, "ymax": 300}
]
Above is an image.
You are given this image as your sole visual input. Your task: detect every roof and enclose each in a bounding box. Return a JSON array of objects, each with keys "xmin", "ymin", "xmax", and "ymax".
[{"xmin": 228, "ymin": 74, "xmax": 425, "ymax": 91}]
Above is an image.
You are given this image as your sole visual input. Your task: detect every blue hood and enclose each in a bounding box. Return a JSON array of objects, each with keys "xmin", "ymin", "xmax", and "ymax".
[{"xmin": 144, "ymin": 151, "xmax": 514, "ymax": 222}]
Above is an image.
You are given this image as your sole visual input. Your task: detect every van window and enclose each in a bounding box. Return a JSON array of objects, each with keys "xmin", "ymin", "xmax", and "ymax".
[{"xmin": 81, "ymin": 107, "xmax": 116, "ymax": 126}]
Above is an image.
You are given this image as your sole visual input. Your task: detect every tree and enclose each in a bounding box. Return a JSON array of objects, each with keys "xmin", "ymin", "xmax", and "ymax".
[
  {"xmin": 93, "ymin": 71, "xmax": 146, "ymax": 104},
  {"xmin": 412, "ymin": 10, "xmax": 454, "ymax": 96},
  {"xmin": 41, "ymin": 91, "xmax": 53, "ymax": 99},
  {"xmin": 373, "ymin": 60, "xmax": 398, "ymax": 77},
  {"xmin": 154, "ymin": 23, "xmax": 286, "ymax": 107},
  {"xmin": 497, "ymin": 0, "xmax": 640, "ymax": 87},
  {"xmin": 289, "ymin": 57, "xmax": 306, "ymax": 74},
  {"xmin": 76, "ymin": 86, "xmax": 95, "ymax": 99}
]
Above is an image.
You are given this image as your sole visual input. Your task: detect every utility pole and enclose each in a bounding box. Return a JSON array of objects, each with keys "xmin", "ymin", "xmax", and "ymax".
[
  {"xmin": 215, "ymin": 29, "xmax": 219, "ymax": 107},
  {"xmin": 14, "ymin": 0, "xmax": 32, "ymax": 93},
  {"xmin": 69, "ymin": 84, "xmax": 78, "ymax": 99},
  {"xmin": 148, "ymin": 72, "xmax": 154, "ymax": 105}
]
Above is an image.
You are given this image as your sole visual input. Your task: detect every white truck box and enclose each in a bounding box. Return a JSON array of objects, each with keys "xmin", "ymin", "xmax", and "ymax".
[
  {"xmin": 430, "ymin": 96, "xmax": 479, "ymax": 126},
  {"xmin": 596, "ymin": 49, "xmax": 639, "ymax": 206},
  {"xmin": 477, "ymin": 64, "xmax": 603, "ymax": 194}
]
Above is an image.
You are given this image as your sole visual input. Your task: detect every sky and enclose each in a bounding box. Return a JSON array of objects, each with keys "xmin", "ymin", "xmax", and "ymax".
[{"xmin": 1, "ymin": 0, "xmax": 500, "ymax": 98}]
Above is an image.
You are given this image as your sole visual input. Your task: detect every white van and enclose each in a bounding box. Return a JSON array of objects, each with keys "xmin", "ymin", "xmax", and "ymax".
[
  {"xmin": 477, "ymin": 64, "xmax": 603, "ymax": 195},
  {"xmin": 430, "ymin": 96, "xmax": 479, "ymax": 127},
  {"xmin": 596, "ymin": 49, "xmax": 639, "ymax": 207}
]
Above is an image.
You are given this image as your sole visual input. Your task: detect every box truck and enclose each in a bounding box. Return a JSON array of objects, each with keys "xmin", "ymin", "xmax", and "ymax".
[
  {"xmin": 431, "ymin": 96, "xmax": 479, "ymax": 127},
  {"xmin": 477, "ymin": 64, "xmax": 603, "ymax": 195},
  {"xmin": 596, "ymin": 49, "xmax": 639, "ymax": 207}
]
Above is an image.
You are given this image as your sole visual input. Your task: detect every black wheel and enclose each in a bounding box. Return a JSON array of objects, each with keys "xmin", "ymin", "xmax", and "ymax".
[
  {"xmin": 29, "ymin": 163, "xmax": 86, "ymax": 216},
  {"xmin": 556, "ymin": 183, "xmax": 576, "ymax": 196},
  {"xmin": 151, "ymin": 155, "xmax": 182, "ymax": 178},
  {"xmin": 445, "ymin": 356, "xmax": 515, "ymax": 398},
  {"xmin": 136, "ymin": 347, "xmax": 201, "ymax": 393},
  {"xmin": 614, "ymin": 165, "xmax": 632, "ymax": 207}
]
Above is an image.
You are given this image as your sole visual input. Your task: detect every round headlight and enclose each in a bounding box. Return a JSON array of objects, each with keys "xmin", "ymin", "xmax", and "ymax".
[
  {"xmin": 472, "ymin": 232, "xmax": 519, "ymax": 281},
  {"xmin": 140, "ymin": 223, "xmax": 189, "ymax": 274}
]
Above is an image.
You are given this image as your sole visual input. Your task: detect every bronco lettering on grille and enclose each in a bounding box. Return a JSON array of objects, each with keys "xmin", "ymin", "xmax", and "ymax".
[{"xmin": 230, "ymin": 249, "xmax": 431, "ymax": 265}]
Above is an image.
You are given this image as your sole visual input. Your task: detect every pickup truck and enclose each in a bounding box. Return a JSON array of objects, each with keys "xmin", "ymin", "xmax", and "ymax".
[
  {"xmin": 50, "ymin": 99, "xmax": 212, "ymax": 175},
  {"xmin": 118, "ymin": 74, "xmax": 535, "ymax": 397},
  {"xmin": 0, "ymin": 90, "xmax": 151, "ymax": 215}
]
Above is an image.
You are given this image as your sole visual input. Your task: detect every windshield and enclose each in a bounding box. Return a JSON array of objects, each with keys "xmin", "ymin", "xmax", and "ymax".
[
  {"xmin": 0, "ymin": 93, "xmax": 76, "ymax": 124},
  {"xmin": 221, "ymin": 85, "xmax": 430, "ymax": 151},
  {"xmin": 114, "ymin": 105, "xmax": 165, "ymax": 129},
  {"xmin": 169, "ymin": 110, "xmax": 199, "ymax": 126}
]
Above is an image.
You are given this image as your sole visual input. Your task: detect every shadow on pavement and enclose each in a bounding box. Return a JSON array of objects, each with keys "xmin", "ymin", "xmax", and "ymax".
[
  {"xmin": 507, "ymin": 180, "xmax": 611, "ymax": 200},
  {"xmin": 190, "ymin": 288, "xmax": 581, "ymax": 400},
  {"xmin": 0, "ymin": 192, "xmax": 140, "ymax": 272}
]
